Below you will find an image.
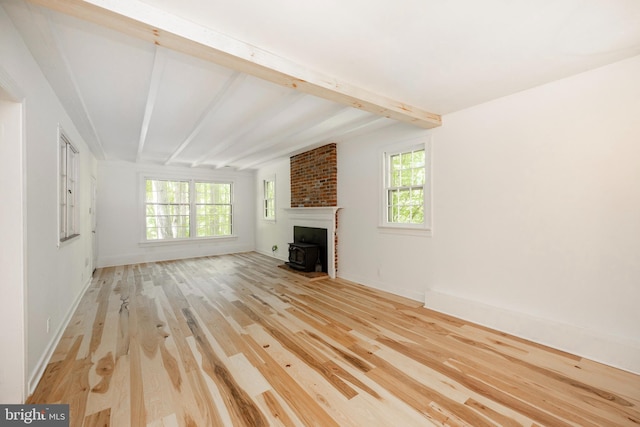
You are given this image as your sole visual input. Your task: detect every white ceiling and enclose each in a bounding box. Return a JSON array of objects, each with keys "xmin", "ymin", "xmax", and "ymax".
[{"xmin": 4, "ymin": 0, "xmax": 640, "ymax": 169}]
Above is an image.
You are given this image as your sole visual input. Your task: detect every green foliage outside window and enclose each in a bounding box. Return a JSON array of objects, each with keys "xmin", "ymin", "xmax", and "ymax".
[
  {"xmin": 196, "ymin": 182, "xmax": 232, "ymax": 237},
  {"xmin": 387, "ymin": 149, "xmax": 425, "ymax": 224}
]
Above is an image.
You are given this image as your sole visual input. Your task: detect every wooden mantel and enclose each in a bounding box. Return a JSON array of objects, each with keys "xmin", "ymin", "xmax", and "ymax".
[
  {"xmin": 26, "ymin": 0, "xmax": 442, "ymax": 129},
  {"xmin": 284, "ymin": 207, "xmax": 341, "ymax": 218}
]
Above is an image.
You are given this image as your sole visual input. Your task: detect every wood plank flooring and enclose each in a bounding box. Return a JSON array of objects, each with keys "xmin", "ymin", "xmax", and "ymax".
[{"xmin": 28, "ymin": 252, "xmax": 640, "ymax": 426}]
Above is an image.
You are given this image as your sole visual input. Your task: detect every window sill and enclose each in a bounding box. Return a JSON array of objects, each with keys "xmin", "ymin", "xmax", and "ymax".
[
  {"xmin": 377, "ymin": 225, "xmax": 432, "ymax": 237},
  {"xmin": 139, "ymin": 235, "xmax": 238, "ymax": 247}
]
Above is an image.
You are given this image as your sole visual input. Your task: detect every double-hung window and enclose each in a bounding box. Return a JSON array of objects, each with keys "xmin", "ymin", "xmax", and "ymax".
[
  {"xmin": 59, "ymin": 130, "xmax": 79, "ymax": 243},
  {"xmin": 145, "ymin": 179, "xmax": 190, "ymax": 240},
  {"xmin": 263, "ymin": 179, "xmax": 275, "ymax": 220},
  {"xmin": 382, "ymin": 140, "xmax": 431, "ymax": 232},
  {"xmin": 144, "ymin": 178, "xmax": 232, "ymax": 241},
  {"xmin": 195, "ymin": 182, "xmax": 232, "ymax": 237}
]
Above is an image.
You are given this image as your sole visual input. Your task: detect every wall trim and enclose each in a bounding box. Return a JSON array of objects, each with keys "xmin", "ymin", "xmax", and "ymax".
[
  {"xmin": 97, "ymin": 245, "xmax": 254, "ymax": 268},
  {"xmin": 255, "ymin": 248, "xmax": 288, "ymax": 263},
  {"xmin": 338, "ymin": 272, "xmax": 424, "ymax": 302},
  {"xmin": 424, "ymin": 289, "xmax": 640, "ymax": 375},
  {"xmin": 28, "ymin": 276, "xmax": 93, "ymax": 395}
]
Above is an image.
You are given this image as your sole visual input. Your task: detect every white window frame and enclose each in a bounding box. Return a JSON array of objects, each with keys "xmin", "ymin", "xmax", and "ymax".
[
  {"xmin": 59, "ymin": 127, "xmax": 80, "ymax": 244},
  {"xmin": 379, "ymin": 136, "xmax": 432, "ymax": 236},
  {"xmin": 194, "ymin": 180, "xmax": 233, "ymax": 238},
  {"xmin": 263, "ymin": 177, "xmax": 276, "ymax": 220},
  {"xmin": 141, "ymin": 175, "xmax": 235, "ymax": 243}
]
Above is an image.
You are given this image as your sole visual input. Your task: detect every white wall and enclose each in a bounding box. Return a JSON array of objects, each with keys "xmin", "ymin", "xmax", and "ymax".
[
  {"xmin": 0, "ymin": 93, "xmax": 25, "ymax": 403},
  {"xmin": 254, "ymin": 158, "xmax": 291, "ymax": 261},
  {"xmin": 338, "ymin": 55, "xmax": 640, "ymax": 373},
  {"xmin": 97, "ymin": 161, "xmax": 256, "ymax": 266},
  {"xmin": 338, "ymin": 125, "xmax": 435, "ymax": 301},
  {"xmin": 1, "ymin": 6, "xmax": 98, "ymax": 397}
]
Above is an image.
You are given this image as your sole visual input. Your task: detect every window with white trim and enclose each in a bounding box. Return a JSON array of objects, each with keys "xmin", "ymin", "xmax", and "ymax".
[
  {"xmin": 59, "ymin": 130, "xmax": 79, "ymax": 242},
  {"xmin": 263, "ymin": 178, "xmax": 275, "ymax": 220},
  {"xmin": 383, "ymin": 142, "xmax": 430, "ymax": 230},
  {"xmin": 195, "ymin": 182, "xmax": 232, "ymax": 237},
  {"xmin": 144, "ymin": 179, "xmax": 232, "ymax": 240}
]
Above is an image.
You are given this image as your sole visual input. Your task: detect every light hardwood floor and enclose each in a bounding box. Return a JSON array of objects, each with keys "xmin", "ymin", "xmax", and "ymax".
[{"xmin": 28, "ymin": 252, "xmax": 640, "ymax": 426}]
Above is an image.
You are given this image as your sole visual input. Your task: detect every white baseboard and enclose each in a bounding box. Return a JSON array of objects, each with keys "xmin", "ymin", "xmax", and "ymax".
[
  {"xmin": 338, "ymin": 271, "xmax": 424, "ymax": 302},
  {"xmin": 424, "ymin": 289, "xmax": 640, "ymax": 375},
  {"xmin": 97, "ymin": 244, "xmax": 254, "ymax": 268},
  {"xmin": 28, "ymin": 276, "xmax": 94, "ymax": 395},
  {"xmin": 255, "ymin": 248, "xmax": 287, "ymax": 262}
]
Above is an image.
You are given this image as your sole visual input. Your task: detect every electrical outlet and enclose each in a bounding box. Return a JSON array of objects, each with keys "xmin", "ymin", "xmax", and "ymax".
[{"xmin": 46, "ymin": 318, "xmax": 50, "ymax": 334}]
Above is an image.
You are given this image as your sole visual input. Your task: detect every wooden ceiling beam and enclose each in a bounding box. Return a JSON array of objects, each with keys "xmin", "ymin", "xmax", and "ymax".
[
  {"xmin": 164, "ymin": 71, "xmax": 244, "ymax": 165},
  {"xmin": 26, "ymin": 0, "xmax": 442, "ymax": 129},
  {"xmin": 214, "ymin": 104, "xmax": 348, "ymax": 169},
  {"xmin": 191, "ymin": 91, "xmax": 306, "ymax": 168},
  {"xmin": 239, "ymin": 114, "xmax": 385, "ymax": 171},
  {"xmin": 137, "ymin": 45, "xmax": 166, "ymax": 162}
]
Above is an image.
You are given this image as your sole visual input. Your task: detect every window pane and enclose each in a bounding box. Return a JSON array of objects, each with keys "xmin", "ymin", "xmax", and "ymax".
[
  {"xmin": 400, "ymin": 169, "xmax": 412, "ymax": 186},
  {"xmin": 391, "ymin": 154, "xmax": 401, "ymax": 169},
  {"xmin": 411, "ymin": 188, "xmax": 424, "ymax": 202},
  {"xmin": 391, "ymin": 170, "xmax": 401, "ymax": 187},
  {"xmin": 412, "ymin": 205, "xmax": 424, "ymax": 223},
  {"xmin": 413, "ymin": 167, "xmax": 425, "ymax": 186},
  {"xmin": 401, "ymin": 152, "xmax": 412, "ymax": 168},
  {"xmin": 412, "ymin": 150, "xmax": 425, "ymax": 167},
  {"xmin": 398, "ymin": 188, "xmax": 410, "ymax": 203}
]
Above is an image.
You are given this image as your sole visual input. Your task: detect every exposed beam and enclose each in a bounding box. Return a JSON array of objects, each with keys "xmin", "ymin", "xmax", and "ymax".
[
  {"xmin": 215, "ymin": 104, "xmax": 348, "ymax": 169},
  {"xmin": 26, "ymin": 0, "xmax": 442, "ymax": 129},
  {"xmin": 164, "ymin": 72, "xmax": 244, "ymax": 165},
  {"xmin": 192, "ymin": 91, "xmax": 305, "ymax": 167},
  {"xmin": 239, "ymin": 114, "xmax": 385, "ymax": 170},
  {"xmin": 137, "ymin": 45, "xmax": 166, "ymax": 162}
]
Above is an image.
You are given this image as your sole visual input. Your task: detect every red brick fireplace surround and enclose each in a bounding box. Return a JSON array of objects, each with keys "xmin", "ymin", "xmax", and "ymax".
[{"xmin": 290, "ymin": 143, "xmax": 337, "ymax": 207}]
